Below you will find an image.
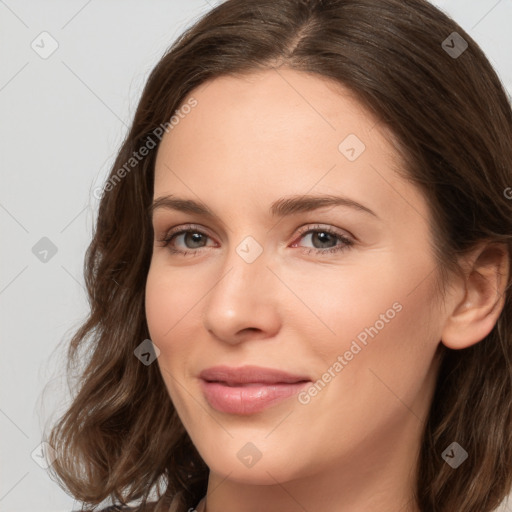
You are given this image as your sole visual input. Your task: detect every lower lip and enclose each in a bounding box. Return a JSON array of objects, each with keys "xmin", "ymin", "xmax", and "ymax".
[{"xmin": 200, "ymin": 380, "xmax": 310, "ymax": 415}]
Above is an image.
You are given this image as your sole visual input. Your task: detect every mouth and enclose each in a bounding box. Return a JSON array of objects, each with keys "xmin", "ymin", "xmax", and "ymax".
[
  {"xmin": 205, "ymin": 380, "xmax": 309, "ymax": 387},
  {"xmin": 199, "ymin": 365, "xmax": 311, "ymax": 415},
  {"xmin": 199, "ymin": 380, "xmax": 311, "ymax": 415}
]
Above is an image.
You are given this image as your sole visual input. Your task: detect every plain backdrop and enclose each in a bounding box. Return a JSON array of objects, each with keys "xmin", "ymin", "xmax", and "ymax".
[{"xmin": 1, "ymin": 1, "xmax": 511, "ymax": 511}]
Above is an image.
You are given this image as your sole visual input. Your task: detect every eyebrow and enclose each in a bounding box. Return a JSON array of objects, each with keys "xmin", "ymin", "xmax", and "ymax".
[{"xmin": 150, "ymin": 194, "xmax": 379, "ymax": 220}]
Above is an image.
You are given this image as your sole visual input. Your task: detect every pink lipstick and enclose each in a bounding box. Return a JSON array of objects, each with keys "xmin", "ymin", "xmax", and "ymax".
[{"xmin": 199, "ymin": 365, "xmax": 311, "ymax": 415}]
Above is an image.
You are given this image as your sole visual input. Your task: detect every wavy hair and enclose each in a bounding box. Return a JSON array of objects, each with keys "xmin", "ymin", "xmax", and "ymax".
[{"xmin": 46, "ymin": 1, "xmax": 512, "ymax": 511}]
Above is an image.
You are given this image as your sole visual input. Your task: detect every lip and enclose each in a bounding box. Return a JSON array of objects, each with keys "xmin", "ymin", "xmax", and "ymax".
[
  {"xmin": 199, "ymin": 365, "xmax": 310, "ymax": 385},
  {"xmin": 199, "ymin": 365, "xmax": 311, "ymax": 415}
]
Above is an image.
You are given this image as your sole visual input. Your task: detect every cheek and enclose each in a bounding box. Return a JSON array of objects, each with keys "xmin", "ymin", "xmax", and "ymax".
[
  {"xmin": 145, "ymin": 266, "xmax": 198, "ymax": 420},
  {"xmin": 145, "ymin": 262, "xmax": 210, "ymax": 384},
  {"xmin": 276, "ymin": 256, "xmax": 407, "ymax": 352},
  {"xmin": 145, "ymin": 270, "xmax": 170, "ymax": 343},
  {"xmin": 294, "ymin": 277, "xmax": 441, "ymax": 468},
  {"xmin": 313, "ymin": 270, "xmax": 440, "ymax": 421},
  {"xmin": 303, "ymin": 251, "xmax": 441, "ymax": 403},
  {"xmin": 144, "ymin": 265, "xmax": 192, "ymax": 388},
  {"xmin": 145, "ymin": 262, "xmax": 198, "ymax": 343}
]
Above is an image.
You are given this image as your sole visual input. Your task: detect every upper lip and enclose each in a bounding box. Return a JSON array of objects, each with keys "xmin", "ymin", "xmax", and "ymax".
[{"xmin": 199, "ymin": 365, "xmax": 311, "ymax": 385}]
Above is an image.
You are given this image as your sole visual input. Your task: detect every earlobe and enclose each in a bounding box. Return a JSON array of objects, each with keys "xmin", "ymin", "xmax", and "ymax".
[{"xmin": 441, "ymin": 241, "xmax": 509, "ymax": 350}]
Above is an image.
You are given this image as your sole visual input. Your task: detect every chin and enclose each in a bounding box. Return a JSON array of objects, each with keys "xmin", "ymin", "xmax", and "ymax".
[
  {"xmin": 208, "ymin": 460, "xmax": 297, "ymax": 485},
  {"xmin": 196, "ymin": 439, "xmax": 308, "ymax": 485}
]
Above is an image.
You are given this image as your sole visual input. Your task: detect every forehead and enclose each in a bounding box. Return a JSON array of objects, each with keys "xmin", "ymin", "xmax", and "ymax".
[
  {"xmin": 158, "ymin": 68, "xmax": 384, "ymax": 161},
  {"xmin": 153, "ymin": 68, "xmax": 429, "ymax": 227}
]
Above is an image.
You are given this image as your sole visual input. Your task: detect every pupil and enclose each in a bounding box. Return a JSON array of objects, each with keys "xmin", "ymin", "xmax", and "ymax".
[
  {"xmin": 314, "ymin": 232, "xmax": 334, "ymax": 248},
  {"xmin": 188, "ymin": 233, "xmax": 204, "ymax": 248}
]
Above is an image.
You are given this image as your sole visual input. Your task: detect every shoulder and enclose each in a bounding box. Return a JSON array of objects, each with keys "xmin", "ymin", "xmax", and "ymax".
[
  {"xmin": 97, "ymin": 508, "xmax": 137, "ymax": 512},
  {"xmin": 96, "ymin": 508, "xmax": 131, "ymax": 512},
  {"xmin": 73, "ymin": 505, "xmax": 155, "ymax": 512},
  {"xmin": 71, "ymin": 508, "xmax": 128, "ymax": 512},
  {"xmin": 71, "ymin": 508, "xmax": 132, "ymax": 512}
]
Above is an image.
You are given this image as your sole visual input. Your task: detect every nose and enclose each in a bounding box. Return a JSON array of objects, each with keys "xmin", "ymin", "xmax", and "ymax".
[{"xmin": 201, "ymin": 242, "xmax": 282, "ymax": 346}]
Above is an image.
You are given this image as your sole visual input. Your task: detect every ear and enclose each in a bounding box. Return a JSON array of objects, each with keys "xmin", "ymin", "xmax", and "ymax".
[{"xmin": 441, "ymin": 241, "xmax": 509, "ymax": 350}]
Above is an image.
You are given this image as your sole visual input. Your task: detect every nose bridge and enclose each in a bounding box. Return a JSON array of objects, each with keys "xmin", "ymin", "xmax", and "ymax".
[
  {"xmin": 212, "ymin": 232, "xmax": 271, "ymax": 303},
  {"xmin": 201, "ymin": 231, "xmax": 281, "ymax": 341}
]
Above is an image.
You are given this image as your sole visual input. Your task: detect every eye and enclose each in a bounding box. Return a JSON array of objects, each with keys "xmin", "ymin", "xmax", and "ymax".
[
  {"xmin": 291, "ymin": 224, "xmax": 354, "ymax": 256},
  {"xmin": 156, "ymin": 223, "xmax": 354, "ymax": 257},
  {"xmin": 156, "ymin": 224, "xmax": 214, "ymax": 257}
]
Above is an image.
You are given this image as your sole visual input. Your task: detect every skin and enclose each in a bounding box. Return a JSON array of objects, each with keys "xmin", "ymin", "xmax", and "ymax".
[{"xmin": 145, "ymin": 68, "xmax": 508, "ymax": 512}]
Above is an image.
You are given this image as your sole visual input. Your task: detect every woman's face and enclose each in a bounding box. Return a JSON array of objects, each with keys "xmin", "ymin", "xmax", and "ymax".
[{"xmin": 145, "ymin": 69, "xmax": 446, "ymax": 489}]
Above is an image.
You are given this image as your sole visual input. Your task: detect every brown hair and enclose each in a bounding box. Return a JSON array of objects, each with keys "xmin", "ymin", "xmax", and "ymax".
[{"xmin": 46, "ymin": 1, "xmax": 512, "ymax": 511}]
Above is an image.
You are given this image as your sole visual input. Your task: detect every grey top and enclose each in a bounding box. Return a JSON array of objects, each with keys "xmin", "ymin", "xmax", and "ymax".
[{"xmin": 74, "ymin": 496, "xmax": 206, "ymax": 512}]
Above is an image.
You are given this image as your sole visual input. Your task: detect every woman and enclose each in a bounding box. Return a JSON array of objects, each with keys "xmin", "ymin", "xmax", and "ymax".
[{"xmin": 46, "ymin": 0, "xmax": 512, "ymax": 511}]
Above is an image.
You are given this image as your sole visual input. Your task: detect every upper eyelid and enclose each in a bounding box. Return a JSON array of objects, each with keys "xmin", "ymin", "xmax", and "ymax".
[{"xmin": 158, "ymin": 223, "xmax": 354, "ymax": 244}]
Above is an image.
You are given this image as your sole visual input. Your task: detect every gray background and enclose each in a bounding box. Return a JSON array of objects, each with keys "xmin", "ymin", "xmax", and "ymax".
[{"xmin": 1, "ymin": 1, "xmax": 511, "ymax": 511}]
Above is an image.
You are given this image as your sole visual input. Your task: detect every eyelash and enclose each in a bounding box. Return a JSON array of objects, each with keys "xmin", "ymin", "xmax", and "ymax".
[{"xmin": 156, "ymin": 223, "xmax": 354, "ymax": 257}]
